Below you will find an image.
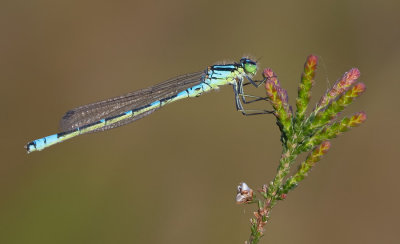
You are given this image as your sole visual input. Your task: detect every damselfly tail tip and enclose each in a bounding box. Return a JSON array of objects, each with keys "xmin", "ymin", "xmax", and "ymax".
[{"xmin": 25, "ymin": 141, "xmax": 35, "ymax": 154}]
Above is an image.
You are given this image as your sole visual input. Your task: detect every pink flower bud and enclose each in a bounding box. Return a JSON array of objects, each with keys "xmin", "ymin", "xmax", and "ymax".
[{"xmin": 349, "ymin": 111, "xmax": 367, "ymax": 127}]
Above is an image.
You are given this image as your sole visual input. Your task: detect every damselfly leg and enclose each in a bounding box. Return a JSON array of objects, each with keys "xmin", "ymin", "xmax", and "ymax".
[
  {"xmin": 233, "ymin": 76, "xmax": 274, "ymax": 116},
  {"xmin": 239, "ymin": 76, "xmax": 269, "ymax": 104}
]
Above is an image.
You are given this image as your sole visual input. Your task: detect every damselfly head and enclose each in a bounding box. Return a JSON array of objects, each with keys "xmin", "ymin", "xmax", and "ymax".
[{"xmin": 240, "ymin": 58, "xmax": 258, "ymax": 76}]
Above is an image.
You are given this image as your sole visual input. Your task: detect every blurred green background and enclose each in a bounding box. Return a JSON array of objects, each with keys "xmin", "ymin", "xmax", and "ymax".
[{"xmin": 1, "ymin": 0, "xmax": 399, "ymax": 243}]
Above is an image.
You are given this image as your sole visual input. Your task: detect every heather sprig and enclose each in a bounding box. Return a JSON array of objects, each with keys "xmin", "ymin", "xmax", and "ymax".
[
  {"xmin": 316, "ymin": 68, "xmax": 361, "ymax": 112},
  {"xmin": 237, "ymin": 55, "xmax": 367, "ymax": 244},
  {"xmin": 282, "ymin": 141, "xmax": 331, "ymax": 193},
  {"xmin": 295, "ymin": 55, "xmax": 318, "ymax": 127},
  {"xmin": 301, "ymin": 111, "xmax": 367, "ymax": 152},
  {"xmin": 307, "ymin": 82, "xmax": 366, "ymax": 132},
  {"xmin": 264, "ymin": 68, "xmax": 293, "ymax": 137}
]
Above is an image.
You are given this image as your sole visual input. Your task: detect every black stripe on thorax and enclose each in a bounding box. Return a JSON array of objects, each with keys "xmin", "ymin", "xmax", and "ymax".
[{"xmin": 210, "ymin": 64, "xmax": 239, "ymax": 72}]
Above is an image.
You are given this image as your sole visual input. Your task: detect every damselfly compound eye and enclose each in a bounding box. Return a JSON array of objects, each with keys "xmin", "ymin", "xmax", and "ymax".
[{"xmin": 241, "ymin": 58, "xmax": 258, "ymax": 76}]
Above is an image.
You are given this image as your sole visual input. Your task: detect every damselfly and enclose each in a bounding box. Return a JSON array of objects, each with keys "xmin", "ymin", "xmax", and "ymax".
[{"xmin": 26, "ymin": 58, "xmax": 272, "ymax": 153}]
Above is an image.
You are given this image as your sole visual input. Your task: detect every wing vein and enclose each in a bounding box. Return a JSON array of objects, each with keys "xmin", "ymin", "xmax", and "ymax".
[{"xmin": 60, "ymin": 71, "xmax": 205, "ymax": 132}]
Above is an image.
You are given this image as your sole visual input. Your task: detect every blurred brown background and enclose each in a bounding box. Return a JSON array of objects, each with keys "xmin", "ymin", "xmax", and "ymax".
[{"xmin": 1, "ymin": 0, "xmax": 398, "ymax": 243}]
